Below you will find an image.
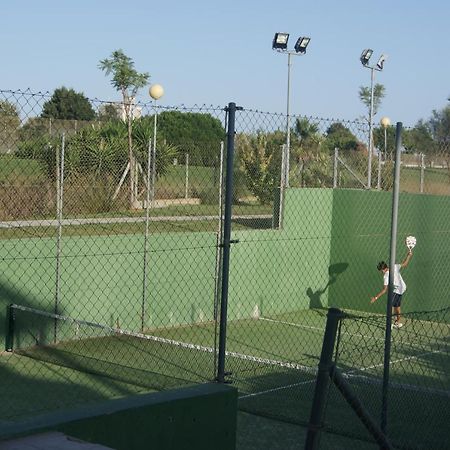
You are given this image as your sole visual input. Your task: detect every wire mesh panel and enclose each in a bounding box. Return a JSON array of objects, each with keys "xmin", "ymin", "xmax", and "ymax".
[
  {"xmin": 1, "ymin": 89, "xmax": 450, "ymax": 447},
  {"xmin": 315, "ymin": 309, "xmax": 450, "ymax": 449},
  {"xmin": 0, "ymin": 89, "xmax": 230, "ymax": 421}
]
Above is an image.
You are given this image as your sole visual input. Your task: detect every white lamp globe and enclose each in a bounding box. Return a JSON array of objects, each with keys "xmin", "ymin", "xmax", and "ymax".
[
  {"xmin": 380, "ymin": 116, "xmax": 391, "ymax": 128},
  {"xmin": 149, "ymin": 84, "xmax": 164, "ymax": 100}
]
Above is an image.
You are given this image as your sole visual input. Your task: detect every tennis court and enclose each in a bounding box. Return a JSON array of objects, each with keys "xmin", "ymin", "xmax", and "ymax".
[{"xmin": 3, "ymin": 303, "xmax": 449, "ymax": 449}]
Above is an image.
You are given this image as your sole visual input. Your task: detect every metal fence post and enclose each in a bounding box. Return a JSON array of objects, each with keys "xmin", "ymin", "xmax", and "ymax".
[
  {"xmin": 5, "ymin": 304, "xmax": 15, "ymax": 352},
  {"xmin": 420, "ymin": 153, "xmax": 425, "ymax": 193},
  {"xmin": 54, "ymin": 133, "xmax": 65, "ymax": 343},
  {"xmin": 377, "ymin": 151, "xmax": 382, "ymax": 190},
  {"xmin": 305, "ymin": 307, "xmax": 342, "ymax": 449},
  {"xmin": 278, "ymin": 144, "xmax": 287, "ymax": 229},
  {"xmin": 333, "ymin": 148, "xmax": 338, "ymax": 188},
  {"xmin": 141, "ymin": 138, "xmax": 153, "ymax": 332},
  {"xmin": 185, "ymin": 153, "xmax": 189, "ymax": 199},
  {"xmin": 217, "ymin": 103, "xmax": 240, "ymax": 383},
  {"xmin": 381, "ymin": 122, "xmax": 403, "ymax": 433}
]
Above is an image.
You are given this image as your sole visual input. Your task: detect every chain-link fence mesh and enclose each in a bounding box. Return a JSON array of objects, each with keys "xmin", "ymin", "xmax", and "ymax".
[
  {"xmin": 305, "ymin": 308, "xmax": 449, "ymax": 449},
  {"xmin": 1, "ymin": 90, "xmax": 449, "ymax": 448}
]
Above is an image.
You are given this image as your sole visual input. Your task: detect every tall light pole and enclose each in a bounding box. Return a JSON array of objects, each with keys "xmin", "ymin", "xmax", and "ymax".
[
  {"xmin": 360, "ymin": 49, "xmax": 387, "ymax": 189},
  {"xmin": 149, "ymin": 84, "xmax": 164, "ymax": 204},
  {"xmin": 273, "ymin": 33, "xmax": 311, "ymax": 187}
]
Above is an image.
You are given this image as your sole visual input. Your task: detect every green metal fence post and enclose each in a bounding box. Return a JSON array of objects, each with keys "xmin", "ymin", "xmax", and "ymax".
[
  {"xmin": 5, "ymin": 304, "xmax": 15, "ymax": 352},
  {"xmin": 305, "ymin": 307, "xmax": 342, "ymax": 449}
]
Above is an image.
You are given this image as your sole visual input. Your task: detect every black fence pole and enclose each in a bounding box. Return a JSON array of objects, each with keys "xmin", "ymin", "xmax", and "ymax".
[
  {"xmin": 381, "ymin": 122, "xmax": 403, "ymax": 433},
  {"xmin": 217, "ymin": 102, "xmax": 240, "ymax": 383},
  {"xmin": 305, "ymin": 307, "xmax": 342, "ymax": 449},
  {"xmin": 5, "ymin": 304, "xmax": 15, "ymax": 352}
]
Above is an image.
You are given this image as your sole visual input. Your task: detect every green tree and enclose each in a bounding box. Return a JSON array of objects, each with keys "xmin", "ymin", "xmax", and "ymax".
[
  {"xmin": 403, "ymin": 121, "xmax": 436, "ymax": 155},
  {"xmin": 98, "ymin": 103, "xmax": 121, "ymax": 122},
  {"xmin": 41, "ymin": 87, "xmax": 95, "ymax": 121},
  {"xmin": 291, "ymin": 118, "xmax": 330, "ymax": 187},
  {"xmin": 99, "ymin": 49, "xmax": 150, "ymax": 207},
  {"xmin": 237, "ymin": 131, "xmax": 284, "ymax": 204},
  {"xmin": 373, "ymin": 124, "xmax": 397, "ymax": 159},
  {"xmin": 325, "ymin": 122, "xmax": 361, "ymax": 152},
  {"xmin": 0, "ymin": 100, "xmax": 21, "ymax": 153},
  {"xmin": 359, "ymin": 83, "xmax": 386, "ymax": 123},
  {"xmin": 428, "ymin": 105, "xmax": 450, "ymax": 142},
  {"xmin": 157, "ymin": 111, "xmax": 225, "ymax": 166}
]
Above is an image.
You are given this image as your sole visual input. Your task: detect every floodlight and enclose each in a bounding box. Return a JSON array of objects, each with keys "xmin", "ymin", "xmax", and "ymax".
[
  {"xmin": 360, "ymin": 49, "xmax": 373, "ymax": 66},
  {"xmin": 376, "ymin": 54, "xmax": 387, "ymax": 71},
  {"xmin": 272, "ymin": 32, "xmax": 289, "ymax": 50},
  {"xmin": 294, "ymin": 37, "xmax": 311, "ymax": 54}
]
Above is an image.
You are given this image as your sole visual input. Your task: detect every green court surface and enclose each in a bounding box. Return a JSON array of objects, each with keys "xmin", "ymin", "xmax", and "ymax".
[
  {"xmin": 0, "ymin": 353, "xmax": 156, "ymax": 422},
  {"xmin": 2, "ymin": 305, "xmax": 448, "ymax": 450}
]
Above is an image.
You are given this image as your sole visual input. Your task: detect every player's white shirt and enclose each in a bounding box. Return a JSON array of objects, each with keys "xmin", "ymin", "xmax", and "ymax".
[{"xmin": 383, "ymin": 264, "xmax": 406, "ymax": 294}]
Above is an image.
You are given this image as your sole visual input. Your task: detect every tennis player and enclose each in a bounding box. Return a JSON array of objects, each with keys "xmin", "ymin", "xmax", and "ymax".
[{"xmin": 370, "ymin": 250, "xmax": 413, "ymax": 328}]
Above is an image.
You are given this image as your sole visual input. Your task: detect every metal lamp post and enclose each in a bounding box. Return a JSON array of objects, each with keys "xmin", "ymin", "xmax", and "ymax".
[
  {"xmin": 360, "ymin": 49, "xmax": 387, "ymax": 189},
  {"xmin": 149, "ymin": 84, "xmax": 164, "ymax": 204},
  {"xmin": 141, "ymin": 84, "xmax": 164, "ymax": 331},
  {"xmin": 273, "ymin": 33, "xmax": 311, "ymax": 188},
  {"xmin": 380, "ymin": 116, "xmax": 391, "ymax": 160}
]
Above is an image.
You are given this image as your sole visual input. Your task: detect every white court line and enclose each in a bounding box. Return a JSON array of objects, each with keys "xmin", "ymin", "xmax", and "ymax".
[
  {"xmin": 259, "ymin": 315, "xmax": 428, "ymax": 349},
  {"xmin": 259, "ymin": 316, "xmax": 324, "ymax": 332},
  {"xmin": 239, "ymin": 346, "xmax": 446, "ymax": 400}
]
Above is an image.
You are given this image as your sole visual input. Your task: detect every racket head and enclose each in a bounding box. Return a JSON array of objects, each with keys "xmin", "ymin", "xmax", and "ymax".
[{"xmin": 405, "ymin": 235, "xmax": 416, "ymax": 250}]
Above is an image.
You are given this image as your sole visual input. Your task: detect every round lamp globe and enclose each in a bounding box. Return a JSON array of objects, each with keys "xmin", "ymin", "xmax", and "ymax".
[
  {"xmin": 380, "ymin": 116, "xmax": 391, "ymax": 128},
  {"xmin": 149, "ymin": 84, "xmax": 164, "ymax": 100}
]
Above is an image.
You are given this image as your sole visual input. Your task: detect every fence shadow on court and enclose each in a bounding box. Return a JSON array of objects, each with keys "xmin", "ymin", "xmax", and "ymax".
[{"xmin": 0, "ymin": 282, "xmax": 164, "ymax": 423}]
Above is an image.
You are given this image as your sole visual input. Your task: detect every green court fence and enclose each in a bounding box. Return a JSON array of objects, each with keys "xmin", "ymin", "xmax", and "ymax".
[
  {"xmin": 1, "ymin": 90, "xmax": 449, "ymax": 449},
  {"xmin": 306, "ymin": 307, "xmax": 449, "ymax": 450}
]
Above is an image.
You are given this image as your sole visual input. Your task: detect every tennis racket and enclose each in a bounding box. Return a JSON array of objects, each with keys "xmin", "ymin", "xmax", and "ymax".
[{"xmin": 405, "ymin": 235, "xmax": 416, "ymax": 251}]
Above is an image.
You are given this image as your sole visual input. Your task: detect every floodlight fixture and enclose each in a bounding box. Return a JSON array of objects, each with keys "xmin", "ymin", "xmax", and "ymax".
[
  {"xmin": 294, "ymin": 37, "xmax": 311, "ymax": 54},
  {"xmin": 359, "ymin": 48, "xmax": 387, "ymax": 189},
  {"xmin": 272, "ymin": 31, "xmax": 311, "ymax": 190},
  {"xmin": 272, "ymin": 32, "xmax": 289, "ymax": 50},
  {"xmin": 360, "ymin": 48, "xmax": 373, "ymax": 67},
  {"xmin": 376, "ymin": 54, "xmax": 387, "ymax": 71}
]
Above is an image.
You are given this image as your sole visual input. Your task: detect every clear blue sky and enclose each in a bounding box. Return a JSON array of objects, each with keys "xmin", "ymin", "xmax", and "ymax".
[{"xmin": 3, "ymin": 0, "xmax": 449, "ymax": 126}]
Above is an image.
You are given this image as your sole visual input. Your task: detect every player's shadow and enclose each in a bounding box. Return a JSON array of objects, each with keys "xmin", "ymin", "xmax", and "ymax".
[{"xmin": 307, "ymin": 262, "xmax": 349, "ymax": 309}]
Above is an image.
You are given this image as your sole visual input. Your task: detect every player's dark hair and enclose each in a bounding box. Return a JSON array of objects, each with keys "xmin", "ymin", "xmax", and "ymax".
[{"xmin": 377, "ymin": 261, "xmax": 388, "ymax": 271}]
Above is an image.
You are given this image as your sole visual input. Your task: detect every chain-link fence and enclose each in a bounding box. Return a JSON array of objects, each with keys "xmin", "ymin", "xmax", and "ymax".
[
  {"xmin": 306, "ymin": 308, "xmax": 449, "ymax": 449},
  {"xmin": 1, "ymin": 90, "xmax": 449, "ymax": 449}
]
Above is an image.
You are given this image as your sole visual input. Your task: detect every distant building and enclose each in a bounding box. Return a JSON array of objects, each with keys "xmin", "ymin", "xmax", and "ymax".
[{"xmin": 120, "ymin": 96, "xmax": 142, "ymax": 121}]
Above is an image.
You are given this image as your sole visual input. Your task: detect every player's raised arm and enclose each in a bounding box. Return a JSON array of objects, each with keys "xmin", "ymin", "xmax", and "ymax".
[{"xmin": 401, "ymin": 250, "xmax": 413, "ymax": 268}]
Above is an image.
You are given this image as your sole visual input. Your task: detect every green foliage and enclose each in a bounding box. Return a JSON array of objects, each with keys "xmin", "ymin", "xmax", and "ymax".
[
  {"xmin": 325, "ymin": 122, "xmax": 361, "ymax": 152},
  {"xmin": 403, "ymin": 122, "xmax": 436, "ymax": 155},
  {"xmin": 373, "ymin": 125, "xmax": 397, "ymax": 158},
  {"xmin": 41, "ymin": 87, "xmax": 96, "ymax": 121},
  {"xmin": 98, "ymin": 103, "xmax": 121, "ymax": 121},
  {"xmin": 359, "ymin": 83, "xmax": 386, "ymax": 118},
  {"xmin": 64, "ymin": 121, "xmax": 128, "ymax": 178},
  {"xmin": 131, "ymin": 117, "xmax": 179, "ymax": 178},
  {"xmin": 0, "ymin": 100, "xmax": 20, "ymax": 119},
  {"xmin": 98, "ymin": 49, "xmax": 149, "ymax": 99},
  {"xmin": 157, "ymin": 111, "xmax": 225, "ymax": 166},
  {"xmin": 290, "ymin": 118, "xmax": 331, "ymax": 187},
  {"xmin": 237, "ymin": 131, "xmax": 283, "ymax": 204},
  {"xmin": 428, "ymin": 105, "xmax": 450, "ymax": 141},
  {"xmin": 0, "ymin": 100, "xmax": 21, "ymax": 153}
]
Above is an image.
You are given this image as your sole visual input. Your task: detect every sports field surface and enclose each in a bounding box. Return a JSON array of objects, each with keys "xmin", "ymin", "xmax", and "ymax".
[{"xmin": 2, "ymin": 306, "xmax": 448, "ymax": 448}]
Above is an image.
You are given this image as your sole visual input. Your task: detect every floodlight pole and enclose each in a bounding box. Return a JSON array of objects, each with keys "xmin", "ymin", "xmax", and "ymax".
[
  {"xmin": 285, "ymin": 52, "xmax": 292, "ymax": 187},
  {"xmin": 361, "ymin": 52, "xmax": 385, "ymax": 189},
  {"xmin": 368, "ymin": 67, "xmax": 375, "ymax": 189}
]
